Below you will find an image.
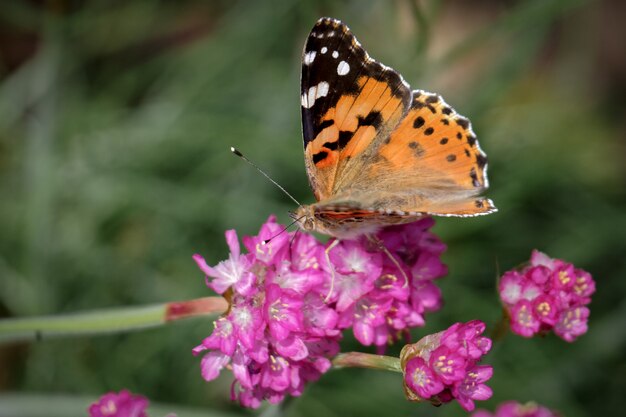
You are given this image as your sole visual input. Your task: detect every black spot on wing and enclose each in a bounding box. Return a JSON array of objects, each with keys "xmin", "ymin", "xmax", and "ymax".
[
  {"xmin": 318, "ymin": 119, "xmax": 334, "ymax": 131},
  {"xmin": 338, "ymin": 130, "xmax": 353, "ymax": 148},
  {"xmin": 358, "ymin": 111, "xmax": 382, "ymax": 128},
  {"xmin": 409, "ymin": 141, "xmax": 425, "ymax": 157},
  {"xmin": 413, "ymin": 116, "xmax": 425, "ymax": 129},
  {"xmin": 470, "ymin": 167, "xmax": 480, "ymax": 187},
  {"xmin": 313, "ymin": 151, "xmax": 328, "ymax": 164},
  {"xmin": 476, "ymin": 154, "xmax": 488, "ymax": 169},
  {"xmin": 455, "ymin": 117, "xmax": 469, "ymax": 129}
]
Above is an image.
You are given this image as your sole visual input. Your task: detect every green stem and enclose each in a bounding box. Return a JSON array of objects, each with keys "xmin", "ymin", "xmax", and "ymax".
[
  {"xmin": 491, "ymin": 308, "xmax": 511, "ymax": 342},
  {"xmin": 0, "ymin": 296, "xmax": 228, "ymax": 344},
  {"xmin": 332, "ymin": 352, "xmax": 402, "ymax": 373}
]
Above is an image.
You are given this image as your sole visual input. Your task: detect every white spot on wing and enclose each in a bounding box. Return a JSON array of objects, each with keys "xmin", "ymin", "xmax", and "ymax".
[
  {"xmin": 321, "ymin": 47, "xmax": 328, "ymax": 54},
  {"xmin": 337, "ymin": 61, "xmax": 350, "ymax": 75},
  {"xmin": 304, "ymin": 51, "xmax": 316, "ymax": 65},
  {"xmin": 332, "ymin": 50, "xmax": 339, "ymax": 59},
  {"xmin": 316, "ymin": 81, "xmax": 329, "ymax": 97},
  {"xmin": 301, "ymin": 81, "xmax": 330, "ymax": 109}
]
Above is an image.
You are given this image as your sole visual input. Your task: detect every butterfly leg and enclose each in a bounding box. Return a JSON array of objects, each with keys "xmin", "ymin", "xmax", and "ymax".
[
  {"xmin": 366, "ymin": 234, "xmax": 410, "ymax": 287},
  {"xmin": 323, "ymin": 238, "xmax": 340, "ymax": 303}
]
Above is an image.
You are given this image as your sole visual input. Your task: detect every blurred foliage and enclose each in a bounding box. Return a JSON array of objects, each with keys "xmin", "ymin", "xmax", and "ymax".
[{"xmin": 0, "ymin": 0, "xmax": 625, "ymax": 416}]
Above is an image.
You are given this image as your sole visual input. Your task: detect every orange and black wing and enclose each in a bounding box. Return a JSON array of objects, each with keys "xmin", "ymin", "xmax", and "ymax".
[{"xmin": 301, "ymin": 17, "xmax": 412, "ymax": 201}]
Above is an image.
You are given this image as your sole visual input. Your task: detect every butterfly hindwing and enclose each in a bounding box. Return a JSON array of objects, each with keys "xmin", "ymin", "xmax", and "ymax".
[
  {"xmin": 301, "ymin": 17, "xmax": 412, "ymax": 201},
  {"xmin": 310, "ymin": 89, "xmax": 496, "ymax": 218},
  {"xmin": 358, "ymin": 90, "xmax": 496, "ymax": 217}
]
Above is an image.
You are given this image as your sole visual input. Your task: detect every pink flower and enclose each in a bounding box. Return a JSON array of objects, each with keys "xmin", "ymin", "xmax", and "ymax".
[
  {"xmin": 265, "ymin": 284, "xmax": 304, "ymax": 340},
  {"xmin": 193, "ymin": 216, "xmax": 449, "ymax": 407},
  {"xmin": 510, "ymin": 300, "xmax": 540, "ymax": 337},
  {"xmin": 193, "ymin": 216, "xmax": 341, "ymax": 408},
  {"xmin": 193, "ymin": 230, "xmax": 255, "ymax": 296},
  {"xmin": 328, "ymin": 239, "xmax": 383, "ymax": 278},
  {"xmin": 338, "ymin": 219, "xmax": 448, "ymax": 350},
  {"xmin": 452, "ymin": 364, "xmax": 494, "ymax": 411},
  {"xmin": 401, "ymin": 321, "xmax": 493, "ymax": 411},
  {"xmin": 88, "ymin": 390, "xmax": 148, "ymax": 417},
  {"xmin": 554, "ymin": 306, "xmax": 589, "ymax": 342},
  {"xmin": 404, "ymin": 357, "xmax": 444, "ymax": 399},
  {"xmin": 348, "ymin": 296, "xmax": 393, "ymax": 345},
  {"xmin": 499, "ymin": 250, "xmax": 594, "ymax": 342},
  {"xmin": 472, "ymin": 400, "xmax": 560, "ymax": 417},
  {"xmin": 429, "ymin": 346, "xmax": 467, "ymax": 384}
]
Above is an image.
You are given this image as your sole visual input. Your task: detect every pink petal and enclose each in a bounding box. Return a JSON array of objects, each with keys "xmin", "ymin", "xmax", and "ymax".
[
  {"xmin": 232, "ymin": 350, "xmax": 252, "ymax": 389},
  {"xmin": 193, "ymin": 254, "xmax": 216, "ymax": 277},
  {"xmin": 200, "ymin": 351, "xmax": 230, "ymax": 381},
  {"xmin": 471, "ymin": 384, "xmax": 493, "ymax": 401},
  {"xmin": 353, "ymin": 320, "xmax": 375, "ymax": 345},
  {"xmin": 530, "ymin": 250, "xmax": 555, "ymax": 268},
  {"xmin": 498, "ymin": 271, "xmax": 523, "ymax": 305},
  {"xmin": 275, "ymin": 334, "xmax": 308, "ymax": 361},
  {"xmin": 224, "ymin": 229, "xmax": 241, "ymax": 258}
]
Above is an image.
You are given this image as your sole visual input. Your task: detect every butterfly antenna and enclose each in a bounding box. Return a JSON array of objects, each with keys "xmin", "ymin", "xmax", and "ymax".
[
  {"xmin": 263, "ymin": 215, "xmax": 305, "ymax": 245},
  {"xmin": 231, "ymin": 147, "xmax": 301, "ymax": 207}
]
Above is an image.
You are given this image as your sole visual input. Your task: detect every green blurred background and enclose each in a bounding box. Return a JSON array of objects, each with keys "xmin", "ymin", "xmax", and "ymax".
[{"xmin": 1, "ymin": 0, "xmax": 625, "ymax": 416}]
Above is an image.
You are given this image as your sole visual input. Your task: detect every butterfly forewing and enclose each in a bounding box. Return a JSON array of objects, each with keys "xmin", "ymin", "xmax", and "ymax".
[{"xmin": 301, "ymin": 17, "xmax": 412, "ymax": 201}]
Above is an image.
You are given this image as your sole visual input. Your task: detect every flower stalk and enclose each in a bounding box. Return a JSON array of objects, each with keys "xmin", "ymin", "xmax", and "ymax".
[
  {"xmin": 332, "ymin": 352, "xmax": 402, "ymax": 373},
  {"xmin": 0, "ymin": 296, "xmax": 228, "ymax": 344}
]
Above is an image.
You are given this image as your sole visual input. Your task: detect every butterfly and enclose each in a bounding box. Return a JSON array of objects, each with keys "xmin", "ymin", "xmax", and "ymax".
[{"xmin": 292, "ymin": 17, "xmax": 496, "ymax": 239}]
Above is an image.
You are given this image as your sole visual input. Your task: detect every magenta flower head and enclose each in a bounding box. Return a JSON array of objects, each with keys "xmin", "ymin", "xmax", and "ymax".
[
  {"xmin": 400, "ymin": 320, "xmax": 493, "ymax": 412},
  {"xmin": 193, "ymin": 216, "xmax": 449, "ymax": 407},
  {"xmin": 499, "ymin": 250, "xmax": 595, "ymax": 342},
  {"xmin": 472, "ymin": 400, "xmax": 560, "ymax": 417},
  {"xmin": 339, "ymin": 218, "xmax": 448, "ymax": 351},
  {"xmin": 193, "ymin": 216, "xmax": 341, "ymax": 408},
  {"xmin": 88, "ymin": 390, "xmax": 149, "ymax": 417}
]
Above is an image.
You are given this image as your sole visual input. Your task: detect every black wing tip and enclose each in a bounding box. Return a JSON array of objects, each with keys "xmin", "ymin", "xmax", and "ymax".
[
  {"xmin": 312, "ymin": 17, "xmax": 350, "ymax": 33},
  {"xmin": 316, "ymin": 17, "xmax": 344, "ymax": 25}
]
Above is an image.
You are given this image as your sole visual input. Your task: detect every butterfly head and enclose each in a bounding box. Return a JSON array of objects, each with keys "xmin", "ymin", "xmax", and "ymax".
[{"xmin": 290, "ymin": 205, "xmax": 317, "ymax": 232}]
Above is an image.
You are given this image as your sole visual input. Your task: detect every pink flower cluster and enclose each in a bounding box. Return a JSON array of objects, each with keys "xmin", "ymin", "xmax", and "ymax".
[
  {"xmin": 88, "ymin": 390, "xmax": 176, "ymax": 417},
  {"xmin": 403, "ymin": 321, "xmax": 493, "ymax": 412},
  {"xmin": 338, "ymin": 219, "xmax": 447, "ymax": 349},
  {"xmin": 88, "ymin": 390, "xmax": 149, "ymax": 417},
  {"xmin": 192, "ymin": 215, "xmax": 447, "ymax": 408},
  {"xmin": 499, "ymin": 250, "xmax": 595, "ymax": 342},
  {"xmin": 472, "ymin": 401, "xmax": 560, "ymax": 417}
]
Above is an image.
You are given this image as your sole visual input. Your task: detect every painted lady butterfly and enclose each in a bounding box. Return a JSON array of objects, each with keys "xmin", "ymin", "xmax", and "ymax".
[{"xmin": 292, "ymin": 17, "xmax": 496, "ymax": 238}]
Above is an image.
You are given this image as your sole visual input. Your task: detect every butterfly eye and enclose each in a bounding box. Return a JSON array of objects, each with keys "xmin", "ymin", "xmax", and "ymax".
[{"xmin": 304, "ymin": 217, "xmax": 315, "ymax": 231}]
